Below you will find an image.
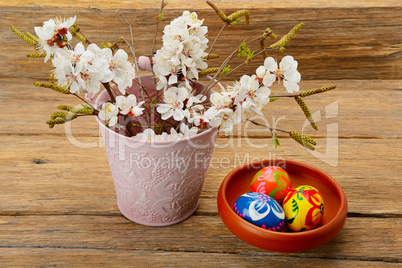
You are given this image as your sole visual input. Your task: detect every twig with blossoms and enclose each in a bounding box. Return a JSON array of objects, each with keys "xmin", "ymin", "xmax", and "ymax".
[
  {"xmin": 70, "ymin": 23, "xmax": 91, "ymax": 44},
  {"xmin": 200, "ymin": 30, "xmax": 278, "ymax": 96},
  {"xmin": 200, "ymin": 48, "xmax": 240, "ymax": 96},
  {"xmin": 11, "ymin": 1, "xmax": 337, "ymax": 149}
]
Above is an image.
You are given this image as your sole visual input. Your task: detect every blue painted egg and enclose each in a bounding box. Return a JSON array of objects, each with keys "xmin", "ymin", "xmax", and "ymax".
[{"xmin": 233, "ymin": 192, "xmax": 285, "ymax": 231}]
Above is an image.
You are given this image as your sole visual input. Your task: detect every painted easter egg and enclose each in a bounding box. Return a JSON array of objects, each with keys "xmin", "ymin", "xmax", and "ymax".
[
  {"xmin": 233, "ymin": 192, "xmax": 285, "ymax": 231},
  {"xmin": 250, "ymin": 166, "xmax": 292, "ymax": 203},
  {"xmin": 283, "ymin": 185, "xmax": 325, "ymax": 232}
]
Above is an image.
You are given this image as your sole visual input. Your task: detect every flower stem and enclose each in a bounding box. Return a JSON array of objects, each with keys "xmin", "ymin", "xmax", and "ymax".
[
  {"xmin": 141, "ymin": 102, "xmax": 176, "ymax": 128},
  {"xmin": 200, "ymin": 48, "xmax": 239, "ymax": 95},
  {"xmin": 72, "ymin": 93, "xmax": 97, "ymax": 112},
  {"xmin": 207, "ymin": 23, "xmax": 228, "ymax": 56},
  {"xmin": 204, "ymin": 45, "xmax": 275, "ymax": 93},
  {"xmin": 121, "ymin": 14, "xmax": 150, "ymax": 127},
  {"xmin": 132, "ymin": 78, "xmax": 152, "ymax": 100},
  {"xmin": 149, "ymin": 0, "xmax": 166, "ymax": 105},
  {"xmin": 219, "ymin": 46, "xmax": 274, "ymax": 82},
  {"xmin": 151, "ymin": 0, "xmax": 165, "ymax": 56},
  {"xmin": 126, "ymin": 118, "xmax": 135, "ymax": 137},
  {"xmin": 247, "ymin": 119, "xmax": 289, "ymax": 134},
  {"xmin": 270, "ymin": 93, "xmax": 301, "ymax": 98},
  {"xmin": 201, "ymin": 34, "xmax": 272, "ymax": 95},
  {"xmin": 102, "ymin": 83, "xmax": 116, "ymax": 103}
]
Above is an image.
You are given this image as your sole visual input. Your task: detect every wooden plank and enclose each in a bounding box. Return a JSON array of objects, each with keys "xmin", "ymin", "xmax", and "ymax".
[
  {"xmin": 1, "ymin": 0, "xmax": 402, "ymax": 8},
  {"xmin": 0, "ymin": 136, "xmax": 401, "ymax": 215},
  {"xmin": 1, "ymin": 5, "xmax": 401, "ymax": 80},
  {"xmin": 2, "ymin": 2, "xmax": 401, "ymax": 265},
  {"xmin": 0, "ymin": 79, "xmax": 401, "ymax": 138},
  {"xmin": 0, "ymin": 249, "xmax": 399, "ymax": 267},
  {"xmin": 0, "ymin": 215, "xmax": 400, "ymax": 262}
]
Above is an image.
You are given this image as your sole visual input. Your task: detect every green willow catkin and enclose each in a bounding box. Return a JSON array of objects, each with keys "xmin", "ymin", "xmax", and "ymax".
[
  {"xmin": 211, "ymin": 5, "xmax": 250, "ymax": 24},
  {"xmin": 25, "ymin": 32, "xmax": 38, "ymax": 42},
  {"xmin": 70, "ymin": 24, "xmax": 87, "ymax": 43},
  {"xmin": 46, "ymin": 118, "xmax": 65, "ymax": 128},
  {"xmin": 298, "ymin": 132, "xmax": 317, "ymax": 145},
  {"xmin": 50, "ymin": 112, "xmax": 67, "ymax": 120},
  {"xmin": 10, "ymin": 25, "xmax": 37, "ymax": 46},
  {"xmin": 199, "ymin": 67, "xmax": 220, "ymax": 77},
  {"xmin": 216, "ymin": 11, "xmax": 228, "ymax": 23},
  {"xmin": 65, "ymin": 113, "xmax": 78, "ymax": 121},
  {"xmin": 262, "ymin": 28, "xmax": 277, "ymax": 40},
  {"xmin": 300, "ymin": 85, "xmax": 337, "ymax": 97},
  {"xmin": 57, "ymin": 105, "xmax": 73, "ymax": 111},
  {"xmin": 294, "ymin": 96, "xmax": 318, "ymax": 130},
  {"xmin": 289, "ymin": 131, "xmax": 316, "ymax": 150},
  {"xmin": 227, "ymin": 10, "xmax": 250, "ymax": 24},
  {"xmin": 73, "ymin": 32, "xmax": 86, "ymax": 43},
  {"xmin": 49, "ymin": 74, "xmax": 56, "ymax": 83},
  {"xmin": 34, "ymin": 82, "xmax": 70, "ymax": 94},
  {"xmin": 47, "ymin": 112, "xmax": 68, "ymax": 128},
  {"xmin": 204, "ymin": 54, "xmax": 219, "ymax": 60},
  {"xmin": 47, "ymin": 110, "xmax": 79, "ymax": 128},
  {"xmin": 70, "ymin": 108, "xmax": 94, "ymax": 115},
  {"xmin": 260, "ymin": 28, "xmax": 277, "ymax": 58},
  {"xmin": 27, "ymin": 52, "xmax": 46, "ymax": 58},
  {"xmin": 80, "ymin": 103, "xmax": 93, "ymax": 109},
  {"xmin": 271, "ymin": 23, "xmax": 304, "ymax": 52}
]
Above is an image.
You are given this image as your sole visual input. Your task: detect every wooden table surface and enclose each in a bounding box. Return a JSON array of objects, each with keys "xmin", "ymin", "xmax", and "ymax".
[{"xmin": 1, "ymin": 0, "xmax": 401, "ymax": 266}]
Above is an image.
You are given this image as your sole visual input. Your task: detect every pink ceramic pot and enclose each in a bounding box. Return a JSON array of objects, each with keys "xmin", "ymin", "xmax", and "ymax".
[{"xmin": 95, "ymin": 76, "xmax": 218, "ymax": 226}]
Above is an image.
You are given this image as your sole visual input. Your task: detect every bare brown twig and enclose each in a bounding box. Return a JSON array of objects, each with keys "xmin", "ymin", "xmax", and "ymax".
[
  {"xmin": 150, "ymin": 0, "xmax": 166, "ymax": 105},
  {"xmin": 247, "ymin": 119, "xmax": 289, "ymax": 134},
  {"xmin": 121, "ymin": 14, "xmax": 150, "ymax": 126}
]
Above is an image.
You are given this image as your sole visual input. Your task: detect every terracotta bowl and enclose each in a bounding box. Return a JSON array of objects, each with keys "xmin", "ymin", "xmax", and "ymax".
[{"xmin": 217, "ymin": 159, "xmax": 348, "ymax": 252}]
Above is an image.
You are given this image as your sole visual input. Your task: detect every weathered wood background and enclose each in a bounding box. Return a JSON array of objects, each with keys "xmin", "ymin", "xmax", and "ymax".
[
  {"xmin": 0, "ymin": 0, "xmax": 401, "ymax": 266},
  {"xmin": 1, "ymin": 0, "xmax": 401, "ymax": 81}
]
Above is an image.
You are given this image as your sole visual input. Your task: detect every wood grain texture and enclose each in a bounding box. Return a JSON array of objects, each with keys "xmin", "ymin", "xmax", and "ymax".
[
  {"xmin": 1, "ymin": 0, "xmax": 402, "ymax": 8},
  {"xmin": 1, "ymin": 136, "xmax": 401, "ymax": 216},
  {"xmin": 0, "ymin": 249, "xmax": 399, "ymax": 267},
  {"xmin": 1, "ymin": 78, "xmax": 401, "ymax": 138},
  {"xmin": 0, "ymin": 216, "xmax": 400, "ymax": 262},
  {"xmin": 1, "ymin": 1, "xmax": 402, "ymax": 266},
  {"xmin": 1, "ymin": 4, "xmax": 401, "ymax": 80}
]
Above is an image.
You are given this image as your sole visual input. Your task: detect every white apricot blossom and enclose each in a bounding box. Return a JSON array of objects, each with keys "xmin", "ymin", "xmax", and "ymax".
[
  {"xmin": 100, "ymin": 49, "xmax": 136, "ymax": 94},
  {"xmin": 115, "ymin": 95, "xmax": 145, "ymax": 117},
  {"xmin": 207, "ymin": 108, "xmax": 241, "ymax": 136},
  {"xmin": 184, "ymin": 104, "xmax": 209, "ymax": 127},
  {"xmin": 235, "ymin": 75, "xmax": 271, "ymax": 115},
  {"xmin": 52, "ymin": 42, "xmax": 136, "ymax": 95},
  {"xmin": 35, "ymin": 16, "xmax": 76, "ymax": 62},
  {"xmin": 257, "ymin": 55, "xmax": 301, "ymax": 93},
  {"xmin": 180, "ymin": 123, "xmax": 199, "ymax": 138},
  {"xmin": 153, "ymin": 11, "xmax": 208, "ymax": 90},
  {"xmin": 52, "ymin": 43, "xmax": 105, "ymax": 94},
  {"xmin": 133, "ymin": 128, "xmax": 157, "ymax": 141},
  {"xmin": 156, "ymin": 86, "xmax": 189, "ymax": 121},
  {"xmin": 99, "ymin": 102, "xmax": 119, "ymax": 127},
  {"xmin": 132, "ymin": 123, "xmax": 199, "ymax": 141}
]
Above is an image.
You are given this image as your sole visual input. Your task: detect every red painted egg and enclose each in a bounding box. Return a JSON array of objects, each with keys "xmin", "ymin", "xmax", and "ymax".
[{"xmin": 250, "ymin": 166, "xmax": 292, "ymax": 203}]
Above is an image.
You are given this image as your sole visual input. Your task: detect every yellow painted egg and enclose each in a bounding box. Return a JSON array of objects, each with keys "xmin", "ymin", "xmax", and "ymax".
[{"xmin": 282, "ymin": 185, "xmax": 324, "ymax": 232}]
